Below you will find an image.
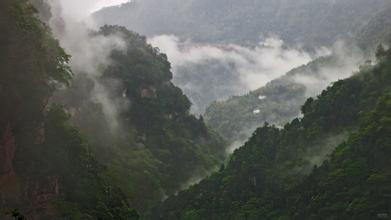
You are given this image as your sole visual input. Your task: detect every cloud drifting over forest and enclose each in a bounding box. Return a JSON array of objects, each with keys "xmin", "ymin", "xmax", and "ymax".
[
  {"xmin": 47, "ymin": 0, "xmax": 128, "ymax": 130},
  {"xmin": 149, "ymin": 35, "xmax": 330, "ymax": 113},
  {"xmin": 149, "ymin": 35, "xmax": 328, "ymax": 91}
]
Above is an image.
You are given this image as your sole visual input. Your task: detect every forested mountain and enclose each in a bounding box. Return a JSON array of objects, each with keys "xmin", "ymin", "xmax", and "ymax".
[
  {"xmin": 93, "ymin": 0, "xmax": 391, "ymax": 117},
  {"xmin": 2, "ymin": 0, "xmax": 391, "ymax": 219},
  {"xmin": 0, "ymin": 0, "xmax": 225, "ymax": 218},
  {"xmin": 356, "ymin": 4, "xmax": 391, "ymax": 49},
  {"xmin": 54, "ymin": 25, "xmax": 226, "ymax": 212},
  {"xmin": 148, "ymin": 46, "xmax": 391, "ymax": 220},
  {"xmin": 94, "ymin": 0, "xmax": 389, "ymax": 47},
  {"xmin": 0, "ymin": 0, "xmax": 136, "ymax": 218},
  {"xmin": 205, "ymin": 48, "xmax": 364, "ymax": 145}
]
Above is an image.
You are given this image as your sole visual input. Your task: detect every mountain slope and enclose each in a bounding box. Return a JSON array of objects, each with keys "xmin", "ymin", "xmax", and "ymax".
[
  {"xmin": 53, "ymin": 25, "xmax": 227, "ymax": 212},
  {"xmin": 0, "ymin": 1, "xmax": 226, "ymax": 218},
  {"xmin": 285, "ymin": 94, "xmax": 391, "ymax": 218},
  {"xmin": 356, "ymin": 3, "xmax": 391, "ymax": 49},
  {"xmin": 205, "ymin": 49, "xmax": 363, "ymax": 145},
  {"xmin": 0, "ymin": 1, "xmax": 137, "ymax": 219},
  {"xmin": 147, "ymin": 48, "xmax": 391, "ymax": 219},
  {"xmin": 94, "ymin": 0, "xmax": 389, "ymax": 47}
]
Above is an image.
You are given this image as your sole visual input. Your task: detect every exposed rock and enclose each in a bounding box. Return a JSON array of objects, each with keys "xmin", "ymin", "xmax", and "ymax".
[
  {"xmin": 25, "ymin": 176, "xmax": 60, "ymax": 219},
  {"xmin": 0, "ymin": 124, "xmax": 16, "ymax": 179},
  {"xmin": 34, "ymin": 123, "xmax": 46, "ymax": 145},
  {"xmin": 140, "ymin": 86, "xmax": 157, "ymax": 98}
]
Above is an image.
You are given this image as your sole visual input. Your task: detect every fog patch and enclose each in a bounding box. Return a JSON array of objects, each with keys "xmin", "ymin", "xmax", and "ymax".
[
  {"xmin": 46, "ymin": 0, "xmax": 127, "ymax": 131},
  {"xmin": 297, "ymin": 132, "xmax": 351, "ymax": 175},
  {"xmin": 176, "ymin": 165, "xmax": 220, "ymax": 194},
  {"xmin": 293, "ymin": 41, "xmax": 366, "ymax": 97},
  {"xmin": 51, "ymin": 0, "xmax": 131, "ymax": 20},
  {"xmin": 149, "ymin": 35, "xmax": 329, "ymax": 113}
]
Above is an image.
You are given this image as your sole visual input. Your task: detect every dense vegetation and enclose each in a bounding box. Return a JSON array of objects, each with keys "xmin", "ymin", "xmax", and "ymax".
[
  {"xmin": 0, "ymin": 0, "xmax": 138, "ymax": 219},
  {"xmin": 205, "ymin": 53, "xmax": 361, "ymax": 145},
  {"xmin": 2, "ymin": 0, "xmax": 391, "ymax": 219},
  {"xmin": 54, "ymin": 25, "xmax": 226, "ymax": 212},
  {"xmin": 94, "ymin": 0, "xmax": 391, "ymax": 118},
  {"xmin": 148, "ymin": 47, "xmax": 391, "ymax": 219},
  {"xmin": 0, "ymin": 1, "xmax": 225, "ymax": 218}
]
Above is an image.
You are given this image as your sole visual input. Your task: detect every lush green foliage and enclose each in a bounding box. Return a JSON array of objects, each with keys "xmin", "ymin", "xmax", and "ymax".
[
  {"xmin": 2, "ymin": 1, "xmax": 222, "ymax": 218},
  {"xmin": 0, "ymin": 1, "xmax": 137, "ymax": 219},
  {"xmin": 148, "ymin": 48, "xmax": 391, "ymax": 219},
  {"xmin": 0, "ymin": 0, "xmax": 71, "ymax": 131},
  {"xmin": 55, "ymin": 25, "xmax": 226, "ymax": 213},
  {"xmin": 284, "ymin": 93, "xmax": 391, "ymax": 219},
  {"xmin": 205, "ymin": 55, "xmax": 348, "ymax": 144},
  {"xmin": 16, "ymin": 106, "xmax": 139, "ymax": 219},
  {"xmin": 3, "ymin": 0, "xmax": 391, "ymax": 219}
]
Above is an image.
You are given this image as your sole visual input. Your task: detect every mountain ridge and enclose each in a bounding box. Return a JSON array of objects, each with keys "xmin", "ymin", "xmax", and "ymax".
[
  {"xmin": 94, "ymin": 0, "xmax": 389, "ymax": 47},
  {"xmin": 147, "ymin": 47, "xmax": 391, "ymax": 220}
]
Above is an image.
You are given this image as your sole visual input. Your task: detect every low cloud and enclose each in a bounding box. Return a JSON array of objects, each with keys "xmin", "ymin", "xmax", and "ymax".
[
  {"xmin": 292, "ymin": 41, "xmax": 366, "ymax": 97},
  {"xmin": 148, "ymin": 35, "xmax": 329, "ymax": 113},
  {"xmin": 47, "ymin": 0, "xmax": 127, "ymax": 130},
  {"xmin": 52, "ymin": 0, "xmax": 130, "ymax": 20}
]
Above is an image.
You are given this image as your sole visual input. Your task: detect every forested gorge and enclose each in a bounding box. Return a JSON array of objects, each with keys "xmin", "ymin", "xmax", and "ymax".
[
  {"xmin": 0, "ymin": 0, "xmax": 134, "ymax": 218},
  {"xmin": 148, "ymin": 48, "xmax": 391, "ymax": 219},
  {"xmin": 0, "ymin": 0, "xmax": 225, "ymax": 218},
  {"xmin": 54, "ymin": 25, "xmax": 226, "ymax": 212},
  {"xmin": 1, "ymin": 0, "xmax": 391, "ymax": 219},
  {"xmin": 204, "ymin": 54, "xmax": 352, "ymax": 145}
]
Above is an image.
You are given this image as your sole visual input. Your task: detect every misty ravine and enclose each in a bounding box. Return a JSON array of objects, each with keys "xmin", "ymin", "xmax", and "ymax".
[
  {"xmin": 1, "ymin": 0, "xmax": 391, "ymax": 219},
  {"xmin": 148, "ymin": 36, "xmax": 326, "ymax": 114}
]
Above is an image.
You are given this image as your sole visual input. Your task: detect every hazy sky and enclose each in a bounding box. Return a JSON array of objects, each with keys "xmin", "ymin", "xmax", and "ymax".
[{"xmin": 58, "ymin": 0, "xmax": 130, "ymax": 19}]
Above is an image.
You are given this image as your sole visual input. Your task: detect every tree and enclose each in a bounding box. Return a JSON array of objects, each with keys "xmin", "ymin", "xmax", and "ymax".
[{"xmin": 376, "ymin": 44, "xmax": 387, "ymax": 59}]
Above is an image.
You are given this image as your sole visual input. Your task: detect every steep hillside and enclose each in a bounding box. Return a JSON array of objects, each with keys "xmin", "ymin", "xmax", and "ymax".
[
  {"xmin": 205, "ymin": 50, "xmax": 363, "ymax": 145},
  {"xmin": 147, "ymin": 48, "xmax": 391, "ymax": 219},
  {"xmin": 146, "ymin": 35, "xmax": 318, "ymax": 115},
  {"xmin": 94, "ymin": 0, "xmax": 391, "ymax": 119},
  {"xmin": 3, "ymin": 1, "xmax": 390, "ymax": 219},
  {"xmin": 0, "ymin": 1, "xmax": 226, "ymax": 218},
  {"xmin": 0, "ymin": 1, "xmax": 137, "ymax": 219},
  {"xmin": 53, "ymin": 25, "xmax": 226, "ymax": 212},
  {"xmin": 94, "ymin": 0, "xmax": 389, "ymax": 47},
  {"xmin": 356, "ymin": 4, "xmax": 391, "ymax": 49}
]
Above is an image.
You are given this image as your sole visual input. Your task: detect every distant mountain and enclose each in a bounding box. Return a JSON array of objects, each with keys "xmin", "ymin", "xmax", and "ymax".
[
  {"xmin": 147, "ymin": 46, "xmax": 391, "ymax": 220},
  {"xmin": 94, "ymin": 0, "xmax": 389, "ymax": 47},
  {"xmin": 204, "ymin": 47, "xmax": 365, "ymax": 145},
  {"xmin": 356, "ymin": 3, "xmax": 391, "ymax": 48},
  {"xmin": 94, "ymin": 0, "xmax": 391, "ymax": 119},
  {"xmin": 4, "ymin": 0, "xmax": 391, "ymax": 219}
]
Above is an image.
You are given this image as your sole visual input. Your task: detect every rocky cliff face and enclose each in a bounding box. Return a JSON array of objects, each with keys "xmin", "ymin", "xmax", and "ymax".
[
  {"xmin": 0, "ymin": 124, "xmax": 16, "ymax": 180},
  {"xmin": 0, "ymin": 123, "xmax": 19, "ymax": 211},
  {"xmin": 25, "ymin": 176, "xmax": 60, "ymax": 219},
  {"xmin": 0, "ymin": 0, "xmax": 67, "ymax": 216},
  {"xmin": 0, "ymin": 121, "xmax": 60, "ymax": 219}
]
